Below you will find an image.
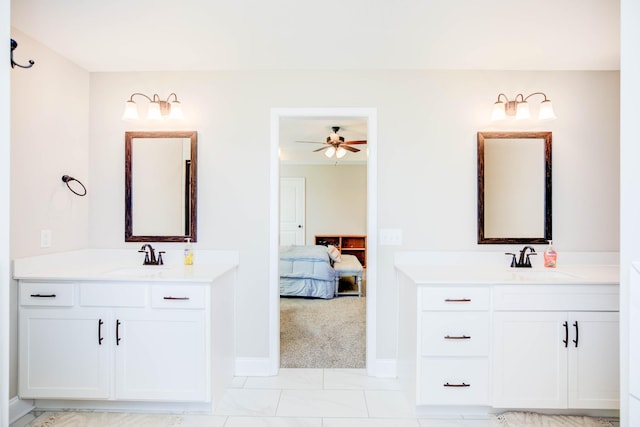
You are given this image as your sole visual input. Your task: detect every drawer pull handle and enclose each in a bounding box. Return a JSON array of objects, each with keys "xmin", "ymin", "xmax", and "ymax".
[
  {"xmin": 573, "ymin": 321, "xmax": 579, "ymax": 348},
  {"xmin": 98, "ymin": 319, "xmax": 104, "ymax": 345},
  {"xmin": 116, "ymin": 320, "xmax": 121, "ymax": 346},
  {"xmin": 443, "ymin": 382, "xmax": 470, "ymax": 387},
  {"xmin": 444, "ymin": 335, "xmax": 471, "ymax": 340},
  {"xmin": 562, "ymin": 321, "xmax": 568, "ymax": 348},
  {"xmin": 30, "ymin": 293, "xmax": 56, "ymax": 298},
  {"xmin": 163, "ymin": 296, "xmax": 190, "ymax": 301},
  {"xmin": 444, "ymin": 298, "xmax": 471, "ymax": 303}
]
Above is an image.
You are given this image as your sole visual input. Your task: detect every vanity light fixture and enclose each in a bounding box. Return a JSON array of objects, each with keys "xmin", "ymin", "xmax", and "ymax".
[
  {"xmin": 491, "ymin": 92, "xmax": 556, "ymax": 121},
  {"xmin": 122, "ymin": 92, "xmax": 184, "ymax": 120}
]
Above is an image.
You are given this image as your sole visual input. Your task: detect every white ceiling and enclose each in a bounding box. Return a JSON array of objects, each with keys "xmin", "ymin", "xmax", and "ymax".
[{"xmin": 11, "ymin": 0, "xmax": 619, "ymax": 72}]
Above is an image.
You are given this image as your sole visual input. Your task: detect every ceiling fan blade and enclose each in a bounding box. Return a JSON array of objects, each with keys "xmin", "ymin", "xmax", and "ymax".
[
  {"xmin": 295, "ymin": 140, "xmax": 325, "ymax": 144},
  {"xmin": 343, "ymin": 145, "xmax": 360, "ymax": 153},
  {"xmin": 313, "ymin": 146, "xmax": 330, "ymax": 152},
  {"xmin": 344, "ymin": 140, "xmax": 367, "ymax": 145}
]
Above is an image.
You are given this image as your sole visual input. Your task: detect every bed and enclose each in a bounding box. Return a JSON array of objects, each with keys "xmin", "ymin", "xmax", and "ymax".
[{"xmin": 279, "ymin": 245, "xmax": 336, "ymax": 299}]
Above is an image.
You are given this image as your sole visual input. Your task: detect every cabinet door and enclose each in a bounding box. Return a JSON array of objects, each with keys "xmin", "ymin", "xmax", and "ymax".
[
  {"xmin": 567, "ymin": 312, "xmax": 619, "ymax": 409},
  {"xmin": 114, "ymin": 309, "xmax": 208, "ymax": 401},
  {"xmin": 19, "ymin": 308, "xmax": 111, "ymax": 399},
  {"xmin": 493, "ymin": 311, "xmax": 568, "ymax": 408}
]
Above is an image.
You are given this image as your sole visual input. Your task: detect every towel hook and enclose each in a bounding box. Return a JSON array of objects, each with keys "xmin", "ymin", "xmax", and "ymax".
[{"xmin": 10, "ymin": 39, "xmax": 35, "ymax": 69}]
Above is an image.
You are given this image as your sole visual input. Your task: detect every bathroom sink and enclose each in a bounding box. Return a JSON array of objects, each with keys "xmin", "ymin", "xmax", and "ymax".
[
  {"xmin": 105, "ymin": 266, "xmax": 171, "ymax": 278},
  {"xmin": 511, "ymin": 269, "xmax": 579, "ymax": 282}
]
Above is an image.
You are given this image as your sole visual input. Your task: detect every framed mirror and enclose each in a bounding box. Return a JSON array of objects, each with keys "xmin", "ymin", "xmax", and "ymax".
[
  {"xmin": 477, "ymin": 131, "xmax": 552, "ymax": 244},
  {"xmin": 125, "ymin": 131, "xmax": 197, "ymax": 242}
]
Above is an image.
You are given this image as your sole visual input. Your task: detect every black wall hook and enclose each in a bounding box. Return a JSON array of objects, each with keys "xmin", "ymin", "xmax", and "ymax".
[
  {"xmin": 62, "ymin": 175, "xmax": 87, "ymax": 197},
  {"xmin": 10, "ymin": 39, "xmax": 35, "ymax": 69}
]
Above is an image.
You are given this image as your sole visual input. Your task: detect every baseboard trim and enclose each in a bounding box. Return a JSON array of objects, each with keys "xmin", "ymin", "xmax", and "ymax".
[
  {"xmin": 235, "ymin": 357, "xmax": 276, "ymax": 377},
  {"xmin": 371, "ymin": 358, "xmax": 397, "ymax": 378},
  {"xmin": 9, "ymin": 396, "xmax": 34, "ymax": 424}
]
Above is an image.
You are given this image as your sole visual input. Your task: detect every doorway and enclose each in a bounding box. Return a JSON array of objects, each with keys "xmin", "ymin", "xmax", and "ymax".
[{"xmin": 269, "ymin": 107, "xmax": 378, "ymax": 375}]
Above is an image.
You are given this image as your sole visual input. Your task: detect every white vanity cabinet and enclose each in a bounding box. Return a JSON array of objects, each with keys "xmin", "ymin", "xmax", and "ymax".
[
  {"xmin": 19, "ymin": 280, "xmax": 212, "ymax": 402},
  {"xmin": 416, "ymin": 286, "xmax": 491, "ymax": 406},
  {"xmin": 492, "ymin": 285, "xmax": 619, "ymax": 410}
]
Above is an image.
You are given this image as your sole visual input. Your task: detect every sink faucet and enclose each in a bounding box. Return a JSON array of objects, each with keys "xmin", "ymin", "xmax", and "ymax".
[
  {"xmin": 138, "ymin": 244, "xmax": 164, "ymax": 265},
  {"xmin": 505, "ymin": 245, "xmax": 537, "ymax": 268}
]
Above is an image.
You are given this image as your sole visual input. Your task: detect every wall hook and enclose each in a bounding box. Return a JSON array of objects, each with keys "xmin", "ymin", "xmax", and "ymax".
[
  {"xmin": 10, "ymin": 39, "xmax": 35, "ymax": 69},
  {"xmin": 62, "ymin": 175, "xmax": 87, "ymax": 197}
]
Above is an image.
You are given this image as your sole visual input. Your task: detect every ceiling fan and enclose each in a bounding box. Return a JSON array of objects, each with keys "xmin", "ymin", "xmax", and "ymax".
[{"xmin": 298, "ymin": 126, "xmax": 367, "ymax": 158}]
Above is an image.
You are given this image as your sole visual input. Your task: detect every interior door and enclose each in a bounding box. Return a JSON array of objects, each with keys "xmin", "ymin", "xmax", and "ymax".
[{"xmin": 280, "ymin": 177, "xmax": 305, "ymax": 245}]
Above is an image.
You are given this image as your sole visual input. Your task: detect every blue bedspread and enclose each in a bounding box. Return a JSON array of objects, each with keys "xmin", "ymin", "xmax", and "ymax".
[{"xmin": 280, "ymin": 245, "xmax": 335, "ymax": 298}]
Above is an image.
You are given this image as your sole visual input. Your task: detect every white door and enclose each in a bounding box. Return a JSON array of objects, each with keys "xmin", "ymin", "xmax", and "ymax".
[
  {"xmin": 492, "ymin": 311, "xmax": 568, "ymax": 409},
  {"xmin": 19, "ymin": 308, "xmax": 111, "ymax": 399},
  {"xmin": 567, "ymin": 311, "xmax": 619, "ymax": 409},
  {"xmin": 280, "ymin": 177, "xmax": 305, "ymax": 246},
  {"xmin": 114, "ymin": 309, "xmax": 208, "ymax": 401}
]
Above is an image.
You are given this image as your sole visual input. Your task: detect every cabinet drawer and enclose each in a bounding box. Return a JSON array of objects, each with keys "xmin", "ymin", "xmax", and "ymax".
[
  {"xmin": 494, "ymin": 284, "xmax": 619, "ymax": 311},
  {"xmin": 151, "ymin": 285, "xmax": 207, "ymax": 309},
  {"xmin": 421, "ymin": 312, "xmax": 489, "ymax": 356},
  {"xmin": 418, "ymin": 357, "xmax": 489, "ymax": 405},
  {"xmin": 20, "ymin": 282, "xmax": 74, "ymax": 306},
  {"xmin": 421, "ymin": 287, "xmax": 490, "ymax": 311},
  {"xmin": 79, "ymin": 283, "xmax": 147, "ymax": 307}
]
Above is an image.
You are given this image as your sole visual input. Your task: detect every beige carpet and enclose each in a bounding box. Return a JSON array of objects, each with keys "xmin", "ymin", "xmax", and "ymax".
[
  {"xmin": 280, "ymin": 293, "xmax": 366, "ymax": 368},
  {"xmin": 31, "ymin": 412, "xmax": 183, "ymax": 427},
  {"xmin": 493, "ymin": 411, "xmax": 615, "ymax": 426}
]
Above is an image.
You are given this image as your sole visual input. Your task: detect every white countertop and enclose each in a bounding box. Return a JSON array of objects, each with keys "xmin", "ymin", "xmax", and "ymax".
[
  {"xmin": 395, "ymin": 263, "xmax": 619, "ymax": 285},
  {"xmin": 13, "ymin": 249, "xmax": 239, "ymax": 283}
]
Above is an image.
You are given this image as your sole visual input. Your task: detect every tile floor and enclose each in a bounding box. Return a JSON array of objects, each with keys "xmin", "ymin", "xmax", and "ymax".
[{"xmin": 12, "ymin": 368, "xmax": 495, "ymax": 427}]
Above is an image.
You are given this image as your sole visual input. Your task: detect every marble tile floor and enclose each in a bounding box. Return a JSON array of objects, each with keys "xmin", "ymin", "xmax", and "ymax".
[{"xmin": 12, "ymin": 369, "xmax": 494, "ymax": 426}]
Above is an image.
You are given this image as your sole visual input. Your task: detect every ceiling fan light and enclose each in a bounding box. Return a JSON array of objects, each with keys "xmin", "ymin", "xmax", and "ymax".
[
  {"xmin": 325, "ymin": 147, "xmax": 336, "ymax": 158},
  {"xmin": 336, "ymin": 147, "xmax": 347, "ymax": 158}
]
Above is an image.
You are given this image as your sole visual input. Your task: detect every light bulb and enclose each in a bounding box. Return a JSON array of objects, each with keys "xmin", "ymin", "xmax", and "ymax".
[
  {"xmin": 515, "ymin": 101, "xmax": 530, "ymax": 120},
  {"xmin": 325, "ymin": 146, "xmax": 336, "ymax": 158},
  {"xmin": 147, "ymin": 102, "xmax": 162, "ymax": 120},
  {"xmin": 122, "ymin": 101, "xmax": 140, "ymax": 120},
  {"xmin": 491, "ymin": 101, "xmax": 506, "ymax": 121},
  {"xmin": 538, "ymin": 100, "xmax": 556, "ymax": 120},
  {"xmin": 336, "ymin": 147, "xmax": 347, "ymax": 158},
  {"xmin": 169, "ymin": 101, "xmax": 184, "ymax": 120}
]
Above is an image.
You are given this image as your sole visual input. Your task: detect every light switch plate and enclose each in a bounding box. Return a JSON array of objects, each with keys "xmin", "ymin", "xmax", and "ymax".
[{"xmin": 380, "ymin": 228, "xmax": 402, "ymax": 246}]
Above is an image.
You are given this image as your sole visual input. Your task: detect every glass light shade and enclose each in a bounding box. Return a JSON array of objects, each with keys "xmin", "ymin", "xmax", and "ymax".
[
  {"xmin": 169, "ymin": 101, "xmax": 184, "ymax": 120},
  {"xmin": 336, "ymin": 147, "xmax": 347, "ymax": 158},
  {"xmin": 147, "ymin": 102, "xmax": 162, "ymax": 120},
  {"xmin": 515, "ymin": 101, "xmax": 530, "ymax": 120},
  {"xmin": 491, "ymin": 101, "xmax": 506, "ymax": 121},
  {"xmin": 325, "ymin": 146, "xmax": 336, "ymax": 158},
  {"xmin": 538, "ymin": 100, "xmax": 557, "ymax": 120},
  {"xmin": 121, "ymin": 101, "xmax": 140, "ymax": 120}
]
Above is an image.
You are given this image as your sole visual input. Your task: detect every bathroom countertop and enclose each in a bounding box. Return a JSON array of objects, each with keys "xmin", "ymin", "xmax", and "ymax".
[
  {"xmin": 395, "ymin": 263, "xmax": 619, "ymax": 285},
  {"xmin": 13, "ymin": 249, "xmax": 239, "ymax": 283}
]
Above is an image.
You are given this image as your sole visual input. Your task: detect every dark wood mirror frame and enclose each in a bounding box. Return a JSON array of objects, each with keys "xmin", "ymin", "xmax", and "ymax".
[
  {"xmin": 125, "ymin": 131, "xmax": 197, "ymax": 242},
  {"xmin": 477, "ymin": 131, "xmax": 552, "ymax": 244}
]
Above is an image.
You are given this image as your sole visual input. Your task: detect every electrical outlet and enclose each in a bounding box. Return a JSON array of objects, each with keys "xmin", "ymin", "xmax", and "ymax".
[
  {"xmin": 379, "ymin": 228, "xmax": 402, "ymax": 246},
  {"xmin": 40, "ymin": 229, "xmax": 52, "ymax": 248}
]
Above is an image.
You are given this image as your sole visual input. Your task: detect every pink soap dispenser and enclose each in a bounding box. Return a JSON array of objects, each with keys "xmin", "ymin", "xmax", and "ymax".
[{"xmin": 543, "ymin": 240, "xmax": 557, "ymax": 268}]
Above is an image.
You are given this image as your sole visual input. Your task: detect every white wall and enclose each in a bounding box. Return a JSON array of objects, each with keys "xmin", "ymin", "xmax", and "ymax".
[
  {"xmin": 2, "ymin": 0, "xmax": 11, "ymax": 423},
  {"xmin": 280, "ymin": 165, "xmax": 366, "ymax": 243},
  {"xmin": 9, "ymin": 29, "xmax": 90, "ymax": 400},
  {"xmin": 87, "ymin": 70, "xmax": 619, "ymax": 361}
]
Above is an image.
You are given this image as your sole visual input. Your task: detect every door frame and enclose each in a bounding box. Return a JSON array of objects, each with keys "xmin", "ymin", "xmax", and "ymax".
[{"xmin": 269, "ymin": 107, "xmax": 378, "ymax": 374}]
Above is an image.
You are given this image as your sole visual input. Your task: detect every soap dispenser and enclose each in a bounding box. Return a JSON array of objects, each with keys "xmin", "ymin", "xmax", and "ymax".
[
  {"xmin": 543, "ymin": 240, "xmax": 557, "ymax": 268},
  {"xmin": 184, "ymin": 238, "xmax": 193, "ymax": 265}
]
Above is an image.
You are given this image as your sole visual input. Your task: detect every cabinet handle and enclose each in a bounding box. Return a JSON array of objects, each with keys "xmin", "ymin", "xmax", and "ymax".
[
  {"xmin": 163, "ymin": 296, "xmax": 190, "ymax": 300},
  {"xmin": 573, "ymin": 321, "xmax": 579, "ymax": 348},
  {"xmin": 116, "ymin": 320, "xmax": 121, "ymax": 346},
  {"xmin": 30, "ymin": 293, "xmax": 56, "ymax": 298},
  {"xmin": 444, "ymin": 298, "xmax": 471, "ymax": 303},
  {"xmin": 562, "ymin": 321, "xmax": 568, "ymax": 347},
  {"xmin": 444, "ymin": 335, "xmax": 471, "ymax": 340},
  {"xmin": 443, "ymin": 382, "xmax": 470, "ymax": 387},
  {"xmin": 98, "ymin": 319, "xmax": 104, "ymax": 345}
]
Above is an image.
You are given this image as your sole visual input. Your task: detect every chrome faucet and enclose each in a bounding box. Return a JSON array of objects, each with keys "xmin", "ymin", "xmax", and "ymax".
[
  {"xmin": 138, "ymin": 244, "xmax": 164, "ymax": 265},
  {"xmin": 505, "ymin": 245, "xmax": 537, "ymax": 268}
]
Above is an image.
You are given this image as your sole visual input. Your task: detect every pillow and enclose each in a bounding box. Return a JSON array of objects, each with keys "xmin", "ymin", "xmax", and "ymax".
[{"xmin": 327, "ymin": 245, "xmax": 342, "ymax": 263}]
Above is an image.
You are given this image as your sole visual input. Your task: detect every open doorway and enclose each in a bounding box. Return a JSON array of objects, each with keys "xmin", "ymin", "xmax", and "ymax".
[{"xmin": 268, "ymin": 108, "xmax": 378, "ymax": 374}]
